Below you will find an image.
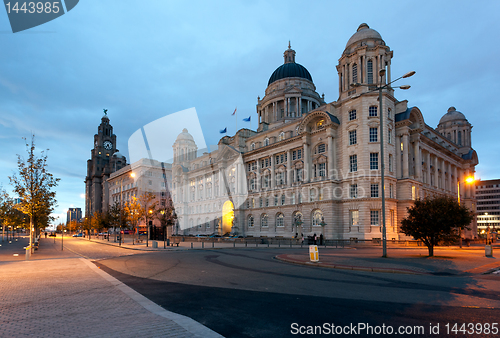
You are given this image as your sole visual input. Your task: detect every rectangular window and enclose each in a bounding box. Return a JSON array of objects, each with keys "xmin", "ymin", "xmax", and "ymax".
[
  {"xmin": 291, "ymin": 193, "xmax": 295, "ymax": 204},
  {"xmin": 388, "ymin": 129, "xmax": 392, "ymax": 144},
  {"xmin": 251, "ymin": 198, "xmax": 255, "ymax": 208},
  {"xmin": 367, "ymin": 60, "xmax": 373, "ymax": 84},
  {"xmin": 265, "ymin": 198, "xmax": 269, "ymax": 207},
  {"xmin": 352, "ymin": 64, "xmax": 357, "ymax": 83},
  {"xmin": 317, "ymin": 144, "xmax": 326, "ymax": 153},
  {"xmin": 281, "ymin": 195, "xmax": 285, "ymax": 205},
  {"xmin": 296, "ymin": 168, "xmax": 303, "ymax": 182},
  {"xmin": 274, "ymin": 195, "xmax": 278, "ymax": 206},
  {"xmin": 370, "ymin": 153, "xmax": 379, "ymax": 170},
  {"xmin": 390, "ymin": 210, "xmax": 395, "ymax": 230},
  {"xmin": 389, "ymin": 154, "xmax": 393, "ymax": 172},
  {"xmin": 369, "ymin": 127, "xmax": 378, "ymax": 142},
  {"xmin": 412, "ymin": 185, "xmax": 416, "ymax": 200},
  {"xmin": 292, "ymin": 150, "xmax": 297, "ymax": 161},
  {"xmin": 350, "ymin": 184, "xmax": 358, "ymax": 198},
  {"xmin": 310, "ymin": 189, "xmax": 315, "ymax": 202},
  {"xmin": 390, "ymin": 184, "xmax": 394, "ymax": 198},
  {"xmin": 371, "ymin": 183, "xmax": 379, "ymax": 198},
  {"xmin": 349, "ymin": 110, "xmax": 357, "ymax": 121},
  {"xmin": 350, "ymin": 210, "xmax": 359, "ymax": 226},
  {"xmin": 298, "ymin": 192, "xmax": 302, "ymax": 204},
  {"xmin": 259, "ymin": 197, "xmax": 263, "ymax": 208},
  {"xmin": 318, "ymin": 163, "xmax": 326, "ymax": 177},
  {"xmin": 370, "ymin": 210, "xmax": 380, "ymax": 226},
  {"xmin": 369, "ymin": 106, "xmax": 378, "ymax": 117},
  {"xmin": 350, "ymin": 155, "xmax": 358, "ymax": 172},
  {"xmin": 349, "ymin": 130, "xmax": 357, "ymax": 145}
]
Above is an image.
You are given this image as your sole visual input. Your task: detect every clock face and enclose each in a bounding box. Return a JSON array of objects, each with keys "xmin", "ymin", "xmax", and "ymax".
[{"xmin": 103, "ymin": 140, "xmax": 113, "ymax": 150}]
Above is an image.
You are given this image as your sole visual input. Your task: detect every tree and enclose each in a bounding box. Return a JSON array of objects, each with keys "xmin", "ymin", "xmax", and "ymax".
[
  {"xmin": 154, "ymin": 194, "xmax": 177, "ymax": 241},
  {"xmin": 108, "ymin": 201, "xmax": 128, "ymax": 242},
  {"xmin": 9, "ymin": 135, "xmax": 60, "ymax": 249},
  {"xmin": 400, "ymin": 196, "xmax": 474, "ymax": 256},
  {"xmin": 125, "ymin": 196, "xmax": 144, "ymax": 244}
]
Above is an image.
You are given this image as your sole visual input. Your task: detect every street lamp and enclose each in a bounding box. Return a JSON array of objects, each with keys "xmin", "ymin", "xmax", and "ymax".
[
  {"xmin": 351, "ymin": 69, "xmax": 415, "ymax": 258},
  {"xmin": 118, "ymin": 172, "xmax": 136, "ymax": 246},
  {"xmin": 457, "ymin": 175, "xmax": 475, "ymax": 248}
]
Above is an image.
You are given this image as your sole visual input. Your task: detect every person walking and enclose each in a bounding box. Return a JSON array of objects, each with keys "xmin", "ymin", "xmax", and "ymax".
[
  {"xmin": 320, "ymin": 233, "xmax": 324, "ymax": 245},
  {"xmin": 313, "ymin": 233, "xmax": 317, "ymax": 245}
]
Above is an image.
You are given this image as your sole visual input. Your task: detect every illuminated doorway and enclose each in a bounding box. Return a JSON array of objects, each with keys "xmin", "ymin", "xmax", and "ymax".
[{"xmin": 222, "ymin": 200, "xmax": 234, "ymax": 235}]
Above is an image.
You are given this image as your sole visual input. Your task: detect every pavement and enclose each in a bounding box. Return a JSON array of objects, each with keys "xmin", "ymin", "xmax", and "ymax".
[
  {"xmin": 0, "ymin": 236, "xmax": 222, "ymax": 338},
  {"xmin": 276, "ymin": 244, "xmax": 500, "ymax": 276}
]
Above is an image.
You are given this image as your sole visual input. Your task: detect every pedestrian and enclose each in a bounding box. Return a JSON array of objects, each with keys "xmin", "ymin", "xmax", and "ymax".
[
  {"xmin": 301, "ymin": 234, "xmax": 304, "ymax": 245},
  {"xmin": 44, "ymin": 232, "xmax": 47, "ymax": 238},
  {"xmin": 313, "ymin": 233, "xmax": 317, "ymax": 245},
  {"xmin": 320, "ymin": 233, "xmax": 323, "ymax": 245}
]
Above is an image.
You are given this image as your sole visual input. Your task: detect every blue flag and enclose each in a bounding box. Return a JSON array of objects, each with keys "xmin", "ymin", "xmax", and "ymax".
[
  {"xmin": 243, "ymin": 116, "xmax": 251, "ymax": 122},
  {"xmin": 219, "ymin": 127, "xmax": 227, "ymax": 134}
]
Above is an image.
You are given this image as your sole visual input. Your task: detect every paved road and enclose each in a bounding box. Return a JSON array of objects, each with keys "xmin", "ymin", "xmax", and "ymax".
[{"xmin": 79, "ymin": 241, "xmax": 500, "ymax": 338}]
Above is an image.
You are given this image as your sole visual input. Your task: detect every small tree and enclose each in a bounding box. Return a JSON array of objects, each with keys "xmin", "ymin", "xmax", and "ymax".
[
  {"xmin": 154, "ymin": 200, "xmax": 177, "ymax": 241},
  {"xmin": 400, "ymin": 196, "xmax": 474, "ymax": 256},
  {"xmin": 9, "ymin": 135, "xmax": 60, "ymax": 249},
  {"xmin": 125, "ymin": 196, "xmax": 144, "ymax": 244},
  {"xmin": 138, "ymin": 192, "xmax": 157, "ymax": 244}
]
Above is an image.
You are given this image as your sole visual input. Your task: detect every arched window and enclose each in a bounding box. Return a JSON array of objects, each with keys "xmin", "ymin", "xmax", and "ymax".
[
  {"xmin": 316, "ymin": 143, "xmax": 326, "ymax": 154},
  {"xmin": 276, "ymin": 213, "xmax": 284, "ymax": 227},
  {"xmin": 278, "ymin": 132, "xmax": 285, "ymax": 141},
  {"xmin": 248, "ymin": 215, "xmax": 254, "ymax": 228},
  {"xmin": 250, "ymin": 143, "xmax": 255, "ymax": 150},
  {"xmin": 367, "ymin": 60, "xmax": 373, "ymax": 84},
  {"xmin": 458, "ymin": 131, "xmax": 462, "ymax": 146},
  {"xmin": 352, "ymin": 63, "xmax": 358, "ymax": 83},
  {"xmin": 261, "ymin": 214, "xmax": 268, "ymax": 227},
  {"xmin": 264, "ymin": 138, "xmax": 269, "ymax": 146},
  {"xmin": 312, "ymin": 210, "xmax": 323, "ymax": 227}
]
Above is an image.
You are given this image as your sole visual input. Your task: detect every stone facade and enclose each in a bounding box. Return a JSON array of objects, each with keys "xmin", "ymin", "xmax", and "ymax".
[{"xmin": 170, "ymin": 23, "xmax": 478, "ymax": 239}]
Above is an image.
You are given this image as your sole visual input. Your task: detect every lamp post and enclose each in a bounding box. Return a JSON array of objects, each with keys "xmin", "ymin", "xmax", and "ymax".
[
  {"xmin": 118, "ymin": 172, "xmax": 136, "ymax": 246},
  {"xmin": 457, "ymin": 175, "xmax": 475, "ymax": 248},
  {"xmin": 351, "ymin": 70, "xmax": 415, "ymax": 258}
]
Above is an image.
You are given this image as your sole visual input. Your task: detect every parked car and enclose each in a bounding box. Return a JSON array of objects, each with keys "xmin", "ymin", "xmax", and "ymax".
[{"xmin": 72, "ymin": 233, "xmax": 83, "ymax": 237}]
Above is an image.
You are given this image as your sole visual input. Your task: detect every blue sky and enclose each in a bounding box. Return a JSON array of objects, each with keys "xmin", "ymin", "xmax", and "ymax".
[{"xmin": 0, "ymin": 1, "xmax": 499, "ymax": 221}]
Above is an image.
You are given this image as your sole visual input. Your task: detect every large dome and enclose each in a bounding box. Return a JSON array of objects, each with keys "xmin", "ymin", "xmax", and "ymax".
[
  {"xmin": 268, "ymin": 62, "xmax": 313, "ymax": 86},
  {"xmin": 175, "ymin": 128, "xmax": 194, "ymax": 142},
  {"xmin": 439, "ymin": 107, "xmax": 467, "ymax": 124},
  {"xmin": 345, "ymin": 23, "xmax": 384, "ymax": 49}
]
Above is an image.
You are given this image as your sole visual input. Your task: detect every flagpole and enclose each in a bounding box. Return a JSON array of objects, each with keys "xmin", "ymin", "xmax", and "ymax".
[{"xmin": 235, "ymin": 109, "xmax": 238, "ymax": 134}]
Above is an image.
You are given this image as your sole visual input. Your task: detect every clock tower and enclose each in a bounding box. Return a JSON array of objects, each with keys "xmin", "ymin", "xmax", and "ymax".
[{"xmin": 85, "ymin": 113, "xmax": 127, "ymax": 217}]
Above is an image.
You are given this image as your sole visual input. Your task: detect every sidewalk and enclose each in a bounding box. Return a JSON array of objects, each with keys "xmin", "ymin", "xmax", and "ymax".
[
  {"xmin": 0, "ymin": 238, "xmax": 223, "ymax": 338},
  {"xmin": 276, "ymin": 245, "xmax": 500, "ymax": 276}
]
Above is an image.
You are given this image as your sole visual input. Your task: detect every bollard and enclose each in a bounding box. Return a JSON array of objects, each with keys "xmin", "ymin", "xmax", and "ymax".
[
  {"xmin": 25, "ymin": 245, "xmax": 31, "ymax": 260},
  {"xmin": 152, "ymin": 241, "xmax": 158, "ymax": 249},
  {"xmin": 202, "ymin": 241, "xmax": 204, "ymax": 249},
  {"xmin": 309, "ymin": 245, "xmax": 319, "ymax": 262},
  {"xmin": 485, "ymin": 245, "xmax": 493, "ymax": 257},
  {"xmin": 191, "ymin": 242, "xmax": 193, "ymax": 249},
  {"xmin": 233, "ymin": 241, "xmax": 235, "ymax": 248},
  {"xmin": 212, "ymin": 241, "xmax": 214, "ymax": 248},
  {"xmin": 245, "ymin": 241, "xmax": 247, "ymax": 247}
]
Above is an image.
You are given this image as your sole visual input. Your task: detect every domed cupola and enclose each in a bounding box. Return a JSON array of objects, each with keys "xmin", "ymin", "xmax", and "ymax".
[
  {"xmin": 337, "ymin": 23, "xmax": 393, "ymax": 101},
  {"xmin": 436, "ymin": 107, "xmax": 472, "ymax": 148},
  {"xmin": 257, "ymin": 42, "xmax": 324, "ymax": 132},
  {"xmin": 173, "ymin": 128, "xmax": 197, "ymax": 164},
  {"xmin": 268, "ymin": 42, "xmax": 313, "ymax": 86}
]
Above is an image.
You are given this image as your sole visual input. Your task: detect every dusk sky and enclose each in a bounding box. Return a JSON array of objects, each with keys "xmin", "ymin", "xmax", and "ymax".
[{"xmin": 0, "ymin": 1, "xmax": 499, "ymax": 222}]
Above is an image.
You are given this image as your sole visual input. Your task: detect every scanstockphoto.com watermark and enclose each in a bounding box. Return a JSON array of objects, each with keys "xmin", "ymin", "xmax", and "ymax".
[
  {"xmin": 3, "ymin": 0, "xmax": 79, "ymax": 33},
  {"xmin": 290, "ymin": 322, "xmax": 499, "ymax": 335}
]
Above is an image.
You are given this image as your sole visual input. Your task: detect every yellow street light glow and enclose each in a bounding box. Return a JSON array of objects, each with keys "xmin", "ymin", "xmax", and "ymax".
[
  {"xmin": 130, "ymin": 172, "xmax": 136, "ymax": 178},
  {"xmin": 465, "ymin": 176, "xmax": 475, "ymax": 184}
]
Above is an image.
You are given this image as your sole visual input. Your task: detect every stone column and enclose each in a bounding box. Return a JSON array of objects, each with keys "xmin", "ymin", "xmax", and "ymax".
[
  {"xmin": 327, "ymin": 135, "xmax": 334, "ymax": 179},
  {"xmin": 453, "ymin": 166, "xmax": 458, "ymax": 194},
  {"xmin": 414, "ymin": 139, "xmax": 421, "ymax": 180},
  {"xmin": 402, "ymin": 133, "xmax": 409, "ymax": 178},
  {"xmin": 434, "ymin": 157, "xmax": 439, "ymax": 189},
  {"xmin": 287, "ymin": 149, "xmax": 292, "ymax": 185},
  {"xmin": 284, "ymin": 99, "xmax": 287, "ymax": 118},
  {"xmin": 441, "ymin": 161, "xmax": 446, "ymax": 191},
  {"xmin": 303, "ymin": 137, "xmax": 310, "ymax": 182},
  {"xmin": 298, "ymin": 97, "xmax": 302, "ymax": 116},
  {"xmin": 425, "ymin": 153, "xmax": 431, "ymax": 185},
  {"xmin": 271, "ymin": 156, "xmax": 275, "ymax": 190}
]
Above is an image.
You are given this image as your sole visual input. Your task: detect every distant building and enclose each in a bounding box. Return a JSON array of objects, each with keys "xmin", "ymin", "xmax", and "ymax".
[
  {"xmin": 67, "ymin": 208, "xmax": 82, "ymax": 224},
  {"xmin": 475, "ymin": 179, "xmax": 500, "ymax": 237}
]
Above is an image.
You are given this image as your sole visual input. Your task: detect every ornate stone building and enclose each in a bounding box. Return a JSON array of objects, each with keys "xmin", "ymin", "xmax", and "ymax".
[
  {"xmin": 85, "ymin": 114, "xmax": 127, "ymax": 217},
  {"xmin": 171, "ymin": 23, "xmax": 479, "ymax": 239}
]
